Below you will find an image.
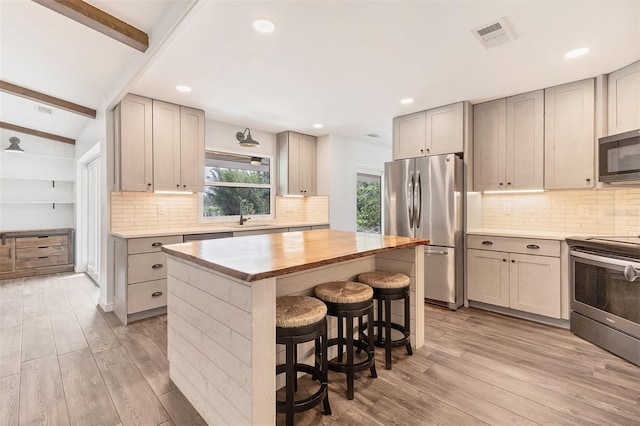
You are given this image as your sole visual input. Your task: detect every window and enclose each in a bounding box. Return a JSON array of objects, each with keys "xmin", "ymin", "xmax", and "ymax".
[
  {"xmin": 356, "ymin": 173, "xmax": 382, "ymax": 234},
  {"xmin": 201, "ymin": 151, "xmax": 272, "ymax": 220}
]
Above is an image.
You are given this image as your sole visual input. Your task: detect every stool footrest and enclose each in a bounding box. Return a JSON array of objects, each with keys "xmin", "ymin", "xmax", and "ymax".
[
  {"xmin": 361, "ymin": 321, "xmax": 411, "ymax": 348},
  {"xmin": 276, "ymin": 363, "xmax": 329, "ymax": 414}
]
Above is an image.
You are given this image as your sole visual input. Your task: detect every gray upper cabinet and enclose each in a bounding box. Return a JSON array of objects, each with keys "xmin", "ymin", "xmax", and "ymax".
[
  {"xmin": 115, "ymin": 94, "xmax": 153, "ymax": 192},
  {"xmin": 277, "ymin": 131, "xmax": 317, "ymax": 196},
  {"xmin": 544, "ymin": 79, "xmax": 595, "ymax": 189},
  {"xmin": 608, "ymin": 60, "xmax": 640, "ymax": 135},
  {"xmin": 393, "ymin": 102, "xmax": 465, "ymax": 160},
  {"xmin": 473, "ymin": 90, "xmax": 543, "ymax": 192},
  {"xmin": 115, "ymin": 95, "xmax": 204, "ymax": 192}
]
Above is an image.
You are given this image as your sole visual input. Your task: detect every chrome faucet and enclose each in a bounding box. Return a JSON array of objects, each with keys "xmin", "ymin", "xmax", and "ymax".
[{"xmin": 239, "ymin": 199, "xmax": 251, "ymax": 225}]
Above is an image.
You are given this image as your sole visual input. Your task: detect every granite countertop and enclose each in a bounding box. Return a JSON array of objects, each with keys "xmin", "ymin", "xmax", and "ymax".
[
  {"xmin": 110, "ymin": 222, "xmax": 330, "ymax": 239},
  {"xmin": 162, "ymin": 229, "xmax": 429, "ymax": 282},
  {"xmin": 467, "ymin": 228, "xmax": 601, "ymax": 240}
]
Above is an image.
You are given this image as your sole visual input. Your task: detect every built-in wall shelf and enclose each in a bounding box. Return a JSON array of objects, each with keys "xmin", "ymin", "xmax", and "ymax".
[{"xmin": 0, "ymin": 152, "xmax": 75, "ymax": 181}]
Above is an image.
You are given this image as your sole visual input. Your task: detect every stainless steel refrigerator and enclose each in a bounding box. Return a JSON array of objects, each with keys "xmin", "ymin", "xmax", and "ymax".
[{"xmin": 384, "ymin": 153, "xmax": 464, "ymax": 310}]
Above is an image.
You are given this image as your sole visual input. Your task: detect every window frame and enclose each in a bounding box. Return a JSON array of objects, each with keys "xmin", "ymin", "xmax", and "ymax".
[
  {"xmin": 198, "ymin": 150, "xmax": 275, "ymax": 223},
  {"xmin": 355, "ymin": 165, "xmax": 384, "ymax": 234}
]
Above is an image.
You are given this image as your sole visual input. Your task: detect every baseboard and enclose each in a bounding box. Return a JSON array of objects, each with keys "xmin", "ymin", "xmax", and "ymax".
[
  {"xmin": 99, "ymin": 300, "xmax": 114, "ymax": 312},
  {"xmin": 469, "ymin": 301, "xmax": 570, "ymax": 329}
]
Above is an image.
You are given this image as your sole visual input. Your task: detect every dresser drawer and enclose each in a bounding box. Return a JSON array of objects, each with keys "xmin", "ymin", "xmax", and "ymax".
[
  {"xmin": 16, "ymin": 254, "xmax": 68, "ymax": 270},
  {"xmin": 128, "ymin": 235, "xmax": 183, "ymax": 255},
  {"xmin": 16, "ymin": 235, "xmax": 69, "ymax": 248},
  {"xmin": 16, "ymin": 246, "xmax": 68, "ymax": 259},
  {"xmin": 127, "ymin": 280, "xmax": 167, "ymax": 314},
  {"xmin": 127, "ymin": 252, "xmax": 168, "ymax": 284},
  {"xmin": 468, "ymin": 235, "xmax": 560, "ymax": 257}
]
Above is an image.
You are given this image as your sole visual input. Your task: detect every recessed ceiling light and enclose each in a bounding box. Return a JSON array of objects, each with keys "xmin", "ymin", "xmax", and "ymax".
[
  {"xmin": 400, "ymin": 98, "xmax": 414, "ymax": 105},
  {"xmin": 565, "ymin": 47, "xmax": 589, "ymax": 59},
  {"xmin": 176, "ymin": 85, "xmax": 192, "ymax": 92},
  {"xmin": 313, "ymin": 123, "xmax": 323, "ymax": 129},
  {"xmin": 252, "ymin": 19, "xmax": 275, "ymax": 33}
]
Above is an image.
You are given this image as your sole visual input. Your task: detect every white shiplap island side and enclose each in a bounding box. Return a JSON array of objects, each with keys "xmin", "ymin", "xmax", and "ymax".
[{"xmin": 162, "ymin": 229, "xmax": 428, "ymax": 425}]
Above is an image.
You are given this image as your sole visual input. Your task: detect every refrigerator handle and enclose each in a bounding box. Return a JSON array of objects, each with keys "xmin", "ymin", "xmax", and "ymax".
[
  {"xmin": 416, "ymin": 172, "xmax": 422, "ymax": 228},
  {"xmin": 408, "ymin": 174, "xmax": 414, "ymax": 228}
]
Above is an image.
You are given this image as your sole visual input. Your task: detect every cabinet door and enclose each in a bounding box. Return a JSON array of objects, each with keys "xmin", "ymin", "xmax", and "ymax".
[
  {"xmin": 608, "ymin": 61, "xmax": 640, "ymax": 134},
  {"xmin": 467, "ymin": 249, "xmax": 510, "ymax": 307},
  {"xmin": 505, "ymin": 90, "xmax": 544, "ymax": 190},
  {"xmin": 0, "ymin": 237, "xmax": 15, "ymax": 273},
  {"xmin": 509, "ymin": 254, "xmax": 561, "ymax": 318},
  {"xmin": 544, "ymin": 79, "xmax": 595, "ymax": 189},
  {"xmin": 180, "ymin": 107, "xmax": 205, "ymax": 192},
  {"xmin": 152, "ymin": 101, "xmax": 182, "ymax": 192},
  {"xmin": 119, "ymin": 94, "xmax": 153, "ymax": 191},
  {"xmin": 426, "ymin": 102, "xmax": 464, "ymax": 155},
  {"xmin": 393, "ymin": 111, "xmax": 426, "ymax": 159},
  {"xmin": 299, "ymin": 135, "xmax": 317, "ymax": 195},
  {"xmin": 287, "ymin": 132, "xmax": 302, "ymax": 194},
  {"xmin": 473, "ymin": 99, "xmax": 506, "ymax": 191}
]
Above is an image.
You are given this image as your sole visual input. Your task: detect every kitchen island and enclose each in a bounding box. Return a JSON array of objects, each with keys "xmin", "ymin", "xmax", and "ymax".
[{"xmin": 162, "ymin": 229, "xmax": 428, "ymax": 425}]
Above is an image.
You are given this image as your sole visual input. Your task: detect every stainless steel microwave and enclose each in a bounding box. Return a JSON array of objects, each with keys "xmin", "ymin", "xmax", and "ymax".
[{"xmin": 599, "ymin": 129, "xmax": 640, "ymax": 184}]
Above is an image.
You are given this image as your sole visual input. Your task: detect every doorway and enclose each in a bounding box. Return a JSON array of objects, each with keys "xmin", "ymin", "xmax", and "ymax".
[{"xmin": 85, "ymin": 156, "xmax": 100, "ymax": 282}]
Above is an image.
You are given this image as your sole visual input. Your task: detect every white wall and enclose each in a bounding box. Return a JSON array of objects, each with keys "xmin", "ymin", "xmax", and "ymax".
[{"xmin": 317, "ymin": 135, "xmax": 391, "ymax": 231}]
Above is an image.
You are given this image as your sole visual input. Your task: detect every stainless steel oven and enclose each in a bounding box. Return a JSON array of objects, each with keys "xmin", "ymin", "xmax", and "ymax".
[{"xmin": 568, "ymin": 237, "xmax": 640, "ymax": 366}]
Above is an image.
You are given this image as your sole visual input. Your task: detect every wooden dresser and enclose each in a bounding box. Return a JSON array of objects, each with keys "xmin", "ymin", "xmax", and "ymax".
[{"xmin": 0, "ymin": 228, "xmax": 74, "ymax": 279}]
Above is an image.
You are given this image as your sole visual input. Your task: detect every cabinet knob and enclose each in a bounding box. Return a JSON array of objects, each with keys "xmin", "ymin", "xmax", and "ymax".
[
  {"xmin": 183, "ymin": 185, "xmax": 186, "ymax": 188},
  {"xmin": 176, "ymin": 184, "xmax": 180, "ymax": 188},
  {"xmin": 426, "ymin": 149, "xmax": 430, "ymax": 153},
  {"xmin": 151, "ymin": 291, "xmax": 163, "ymax": 297},
  {"xmin": 503, "ymin": 259, "xmax": 507, "ymax": 262},
  {"xmin": 507, "ymin": 182, "xmax": 511, "ymax": 186},
  {"xmin": 586, "ymin": 178, "xmax": 591, "ymax": 183},
  {"xmin": 499, "ymin": 182, "xmax": 504, "ymax": 186},
  {"xmin": 420, "ymin": 149, "xmax": 424, "ymax": 153},
  {"xmin": 511, "ymin": 260, "xmax": 515, "ymax": 263},
  {"xmin": 147, "ymin": 183, "xmax": 151, "ymax": 187}
]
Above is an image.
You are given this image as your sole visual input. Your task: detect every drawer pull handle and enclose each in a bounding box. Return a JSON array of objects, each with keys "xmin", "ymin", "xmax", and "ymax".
[
  {"xmin": 482, "ymin": 241, "xmax": 493, "ymax": 246},
  {"xmin": 38, "ymin": 236, "xmax": 49, "ymax": 239},
  {"xmin": 152, "ymin": 264, "xmax": 164, "ymax": 269},
  {"xmin": 38, "ymin": 256, "xmax": 49, "ymax": 259},
  {"xmin": 151, "ymin": 242, "xmax": 163, "ymax": 247},
  {"xmin": 152, "ymin": 291, "xmax": 163, "ymax": 297},
  {"xmin": 526, "ymin": 244, "xmax": 540, "ymax": 249},
  {"xmin": 38, "ymin": 246, "xmax": 48, "ymax": 249}
]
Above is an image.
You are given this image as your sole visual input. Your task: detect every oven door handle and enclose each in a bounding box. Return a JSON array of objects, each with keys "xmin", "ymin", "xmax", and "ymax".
[
  {"xmin": 624, "ymin": 265, "xmax": 639, "ymax": 282},
  {"xmin": 570, "ymin": 249, "xmax": 640, "ymax": 270}
]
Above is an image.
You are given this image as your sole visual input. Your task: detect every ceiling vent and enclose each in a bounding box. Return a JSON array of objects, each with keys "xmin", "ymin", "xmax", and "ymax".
[
  {"xmin": 473, "ymin": 18, "xmax": 515, "ymax": 49},
  {"xmin": 366, "ymin": 133, "xmax": 380, "ymax": 138},
  {"xmin": 34, "ymin": 104, "xmax": 53, "ymax": 115}
]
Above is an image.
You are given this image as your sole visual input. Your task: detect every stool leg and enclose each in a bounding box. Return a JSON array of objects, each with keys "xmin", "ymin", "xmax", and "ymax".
[
  {"xmin": 337, "ymin": 314, "xmax": 344, "ymax": 363},
  {"xmin": 376, "ymin": 297, "xmax": 383, "ymax": 345},
  {"xmin": 285, "ymin": 340, "xmax": 295, "ymax": 426},
  {"xmin": 404, "ymin": 291, "xmax": 413, "ymax": 356},
  {"xmin": 313, "ymin": 337, "xmax": 320, "ymax": 381},
  {"xmin": 356, "ymin": 315, "xmax": 363, "ymax": 354},
  {"xmin": 293, "ymin": 344, "xmax": 298, "ymax": 392},
  {"xmin": 346, "ymin": 311, "xmax": 355, "ymax": 400},
  {"xmin": 367, "ymin": 306, "xmax": 377, "ymax": 379},
  {"xmin": 385, "ymin": 296, "xmax": 392, "ymax": 370},
  {"xmin": 321, "ymin": 326, "xmax": 331, "ymax": 415}
]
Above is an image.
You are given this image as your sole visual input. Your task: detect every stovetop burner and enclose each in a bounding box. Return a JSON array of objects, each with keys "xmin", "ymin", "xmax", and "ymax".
[{"xmin": 567, "ymin": 235, "xmax": 640, "ymax": 259}]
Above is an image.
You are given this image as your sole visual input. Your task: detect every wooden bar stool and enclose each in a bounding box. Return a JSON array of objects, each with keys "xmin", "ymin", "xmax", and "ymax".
[
  {"xmin": 314, "ymin": 281, "xmax": 377, "ymax": 400},
  {"xmin": 276, "ymin": 296, "xmax": 331, "ymax": 426},
  {"xmin": 358, "ymin": 271, "xmax": 412, "ymax": 369}
]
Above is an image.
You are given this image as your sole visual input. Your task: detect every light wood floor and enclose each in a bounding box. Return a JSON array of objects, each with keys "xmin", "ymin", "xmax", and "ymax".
[{"xmin": 2, "ymin": 273, "xmax": 639, "ymax": 425}]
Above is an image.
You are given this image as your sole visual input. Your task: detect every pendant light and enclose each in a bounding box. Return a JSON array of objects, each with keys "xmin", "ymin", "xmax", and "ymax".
[
  {"xmin": 4, "ymin": 136, "xmax": 25, "ymax": 153},
  {"xmin": 236, "ymin": 128, "xmax": 260, "ymax": 147}
]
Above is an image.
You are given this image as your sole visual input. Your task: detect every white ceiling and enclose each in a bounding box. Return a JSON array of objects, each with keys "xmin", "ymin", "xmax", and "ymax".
[{"xmin": 1, "ymin": 1, "xmax": 639, "ymax": 148}]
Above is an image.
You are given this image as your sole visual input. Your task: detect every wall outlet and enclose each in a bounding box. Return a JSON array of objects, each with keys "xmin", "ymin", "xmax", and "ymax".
[{"xmin": 578, "ymin": 204, "xmax": 590, "ymax": 218}]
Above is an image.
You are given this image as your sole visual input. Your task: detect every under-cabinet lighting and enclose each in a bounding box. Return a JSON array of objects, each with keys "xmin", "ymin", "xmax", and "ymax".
[
  {"xmin": 154, "ymin": 191, "xmax": 194, "ymax": 195},
  {"xmin": 483, "ymin": 189, "xmax": 545, "ymax": 194},
  {"xmin": 282, "ymin": 195, "xmax": 304, "ymax": 198}
]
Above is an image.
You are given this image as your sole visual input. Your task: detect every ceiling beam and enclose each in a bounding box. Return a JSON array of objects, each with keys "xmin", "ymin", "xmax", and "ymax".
[
  {"xmin": 0, "ymin": 122, "xmax": 75, "ymax": 145},
  {"xmin": 31, "ymin": 0, "xmax": 149, "ymax": 53},
  {"xmin": 0, "ymin": 80, "xmax": 97, "ymax": 119}
]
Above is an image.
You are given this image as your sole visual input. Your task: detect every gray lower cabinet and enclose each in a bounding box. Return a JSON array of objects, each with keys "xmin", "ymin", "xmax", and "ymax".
[{"xmin": 114, "ymin": 235, "xmax": 183, "ymax": 325}]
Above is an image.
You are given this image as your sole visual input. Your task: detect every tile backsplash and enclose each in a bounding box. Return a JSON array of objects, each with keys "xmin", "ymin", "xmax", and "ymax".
[
  {"xmin": 111, "ymin": 191, "xmax": 329, "ymax": 231},
  {"xmin": 482, "ymin": 188, "xmax": 640, "ymax": 235}
]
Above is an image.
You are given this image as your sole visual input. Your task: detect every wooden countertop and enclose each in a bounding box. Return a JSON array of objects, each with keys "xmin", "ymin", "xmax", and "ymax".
[{"xmin": 162, "ymin": 229, "xmax": 429, "ymax": 282}]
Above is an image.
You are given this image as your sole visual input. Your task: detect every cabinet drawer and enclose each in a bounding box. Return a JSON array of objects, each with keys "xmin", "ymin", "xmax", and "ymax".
[
  {"xmin": 16, "ymin": 255, "xmax": 68, "ymax": 270},
  {"xmin": 468, "ymin": 235, "xmax": 560, "ymax": 257},
  {"xmin": 127, "ymin": 252, "xmax": 168, "ymax": 284},
  {"xmin": 0, "ymin": 238, "xmax": 15, "ymax": 272},
  {"xmin": 128, "ymin": 235, "xmax": 183, "ymax": 254},
  {"xmin": 16, "ymin": 246, "xmax": 68, "ymax": 259},
  {"xmin": 128, "ymin": 280, "xmax": 167, "ymax": 314},
  {"xmin": 16, "ymin": 235, "xmax": 68, "ymax": 248}
]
